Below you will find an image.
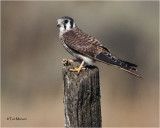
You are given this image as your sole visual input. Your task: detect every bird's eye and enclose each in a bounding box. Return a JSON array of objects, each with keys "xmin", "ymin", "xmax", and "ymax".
[{"xmin": 63, "ymin": 20, "xmax": 68, "ymax": 24}]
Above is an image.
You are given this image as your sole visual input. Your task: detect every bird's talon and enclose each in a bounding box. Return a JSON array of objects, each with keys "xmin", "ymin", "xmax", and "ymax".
[
  {"xmin": 69, "ymin": 68, "xmax": 78, "ymax": 72},
  {"xmin": 69, "ymin": 67, "xmax": 86, "ymax": 73}
]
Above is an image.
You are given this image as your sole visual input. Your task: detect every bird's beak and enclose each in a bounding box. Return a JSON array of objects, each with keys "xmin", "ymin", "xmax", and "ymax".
[
  {"xmin": 57, "ymin": 23, "xmax": 61, "ymax": 28},
  {"xmin": 57, "ymin": 21, "xmax": 62, "ymax": 28}
]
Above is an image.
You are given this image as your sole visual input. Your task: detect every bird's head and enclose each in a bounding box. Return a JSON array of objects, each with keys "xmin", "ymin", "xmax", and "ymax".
[{"xmin": 57, "ymin": 16, "xmax": 76, "ymax": 35}]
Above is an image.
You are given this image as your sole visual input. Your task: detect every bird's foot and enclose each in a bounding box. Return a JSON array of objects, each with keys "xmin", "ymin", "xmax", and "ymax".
[
  {"xmin": 70, "ymin": 67, "xmax": 86, "ymax": 73},
  {"xmin": 69, "ymin": 61, "xmax": 85, "ymax": 74}
]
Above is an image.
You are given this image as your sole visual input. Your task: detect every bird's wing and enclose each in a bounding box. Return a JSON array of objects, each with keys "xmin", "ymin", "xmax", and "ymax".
[
  {"xmin": 63, "ymin": 28, "xmax": 142, "ymax": 78},
  {"xmin": 62, "ymin": 28, "xmax": 110, "ymax": 58}
]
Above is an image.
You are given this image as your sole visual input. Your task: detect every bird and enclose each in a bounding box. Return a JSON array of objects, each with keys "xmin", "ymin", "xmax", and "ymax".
[{"xmin": 57, "ymin": 16, "xmax": 142, "ymax": 78}]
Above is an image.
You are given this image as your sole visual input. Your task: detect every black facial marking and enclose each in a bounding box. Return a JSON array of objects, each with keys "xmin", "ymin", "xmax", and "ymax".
[
  {"xmin": 64, "ymin": 20, "xmax": 68, "ymax": 24},
  {"xmin": 60, "ymin": 16, "xmax": 75, "ymax": 30},
  {"xmin": 70, "ymin": 20, "xmax": 73, "ymax": 28},
  {"xmin": 63, "ymin": 20, "xmax": 68, "ymax": 30},
  {"xmin": 64, "ymin": 24, "xmax": 66, "ymax": 30}
]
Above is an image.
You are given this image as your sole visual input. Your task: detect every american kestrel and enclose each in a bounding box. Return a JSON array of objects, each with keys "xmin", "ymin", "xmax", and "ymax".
[{"xmin": 57, "ymin": 16, "xmax": 142, "ymax": 78}]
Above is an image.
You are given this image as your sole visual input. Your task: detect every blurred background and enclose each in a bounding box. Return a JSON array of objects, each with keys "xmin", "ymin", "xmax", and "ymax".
[{"xmin": 1, "ymin": 1, "xmax": 159, "ymax": 127}]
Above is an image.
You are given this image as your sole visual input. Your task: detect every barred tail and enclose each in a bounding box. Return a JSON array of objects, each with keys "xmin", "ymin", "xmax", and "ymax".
[{"xmin": 95, "ymin": 52, "xmax": 143, "ymax": 78}]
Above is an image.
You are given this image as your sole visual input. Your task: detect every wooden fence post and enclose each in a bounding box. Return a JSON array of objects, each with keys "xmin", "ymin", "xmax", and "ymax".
[{"xmin": 62, "ymin": 62, "xmax": 102, "ymax": 127}]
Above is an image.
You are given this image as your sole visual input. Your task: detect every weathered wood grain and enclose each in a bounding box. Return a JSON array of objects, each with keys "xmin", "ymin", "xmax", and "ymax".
[{"xmin": 62, "ymin": 63, "xmax": 102, "ymax": 128}]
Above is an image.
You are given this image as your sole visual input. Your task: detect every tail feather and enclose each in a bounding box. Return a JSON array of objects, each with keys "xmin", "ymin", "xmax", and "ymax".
[
  {"xmin": 118, "ymin": 59, "xmax": 137, "ymax": 67},
  {"xmin": 120, "ymin": 67, "xmax": 143, "ymax": 78},
  {"xmin": 95, "ymin": 52, "xmax": 143, "ymax": 78}
]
